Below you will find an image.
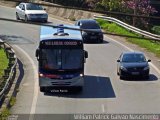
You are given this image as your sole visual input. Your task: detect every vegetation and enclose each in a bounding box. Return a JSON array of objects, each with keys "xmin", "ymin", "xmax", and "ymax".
[
  {"xmin": 45, "ymin": 0, "xmax": 158, "ymax": 31},
  {"xmin": 97, "ymin": 19, "xmax": 160, "ymax": 57},
  {"xmin": 0, "ymin": 49, "xmax": 9, "ymax": 78},
  {"xmin": 68, "ymin": 16, "xmax": 76, "ymax": 21},
  {"xmin": 151, "ymin": 26, "xmax": 160, "ymax": 35},
  {"xmin": 0, "ymin": 107, "xmax": 10, "ymax": 120},
  {"xmin": 94, "ymin": 0, "xmax": 124, "ymax": 12},
  {"xmin": 42, "ymin": 0, "xmax": 86, "ymax": 7},
  {"xmin": 9, "ymin": 97, "xmax": 16, "ymax": 107},
  {"xmin": 122, "ymin": 0, "xmax": 157, "ymax": 29}
]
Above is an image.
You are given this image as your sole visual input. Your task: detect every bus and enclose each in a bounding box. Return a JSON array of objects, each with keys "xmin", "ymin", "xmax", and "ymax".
[{"xmin": 35, "ymin": 25, "xmax": 88, "ymax": 92}]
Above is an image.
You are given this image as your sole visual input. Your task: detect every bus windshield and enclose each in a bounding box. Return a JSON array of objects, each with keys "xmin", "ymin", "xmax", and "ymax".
[{"xmin": 40, "ymin": 49, "xmax": 83, "ymax": 71}]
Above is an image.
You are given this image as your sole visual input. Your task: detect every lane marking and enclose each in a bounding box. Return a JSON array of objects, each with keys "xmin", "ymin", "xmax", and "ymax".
[
  {"xmin": 13, "ymin": 45, "xmax": 38, "ymax": 120},
  {"xmin": 101, "ymin": 104, "xmax": 105, "ymax": 113},
  {"xmin": 105, "ymin": 36, "xmax": 160, "ymax": 75}
]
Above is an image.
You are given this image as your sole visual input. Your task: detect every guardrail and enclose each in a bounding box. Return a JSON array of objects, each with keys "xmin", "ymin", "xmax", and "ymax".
[
  {"xmin": 0, "ymin": 39, "xmax": 17, "ymax": 106},
  {"xmin": 94, "ymin": 15, "xmax": 160, "ymax": 42}
]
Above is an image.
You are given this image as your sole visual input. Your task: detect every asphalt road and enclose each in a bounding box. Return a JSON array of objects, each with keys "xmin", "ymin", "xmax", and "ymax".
[{"xmin": 1, "ymin": 5, "xmax": 160, "ymax": 120}]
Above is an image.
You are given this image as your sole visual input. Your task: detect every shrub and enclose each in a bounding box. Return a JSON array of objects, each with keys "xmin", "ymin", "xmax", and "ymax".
[{"xmin": 151, "ymin": 26, "xmax": 160, "ymax": 35}]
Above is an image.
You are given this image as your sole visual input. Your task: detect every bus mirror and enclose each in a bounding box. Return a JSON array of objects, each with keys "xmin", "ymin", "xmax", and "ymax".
[
  {"xmin": 84, "ymin": 51, "xmax": 88, "ymax": 58},
  {"xmin": 117, "ymin": 60, "xmax": 120, "ymax": 62},
  {"xmin": 35, "ymin": 49, "xmax": 39, "ymax": 58}
]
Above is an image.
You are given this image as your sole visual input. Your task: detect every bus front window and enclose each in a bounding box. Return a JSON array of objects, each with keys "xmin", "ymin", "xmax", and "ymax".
[{"xmin": 40, "ymin": 49, "xmax": 83, "ymax": 71}]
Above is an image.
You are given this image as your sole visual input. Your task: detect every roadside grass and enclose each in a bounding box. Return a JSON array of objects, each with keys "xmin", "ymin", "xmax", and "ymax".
[
  {"xmin": 9, "ymin": 97, "xmax": 16, "ymax": 107},
  {"xmin": 0, "ymin": 107, "xmax": 10, "ymax": 119},
  {"xmin": 97, "ymin": 19, "xmax": 160, "ymax": 57},
  {"xmin": 0, "ymin": 48, "xmax": 9, "ymax": 78}
]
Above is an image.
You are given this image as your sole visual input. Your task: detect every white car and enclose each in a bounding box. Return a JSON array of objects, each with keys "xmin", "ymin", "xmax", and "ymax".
[{"xmin": 16, "ymin": 3, "xmax": 48, "ymax": 22}]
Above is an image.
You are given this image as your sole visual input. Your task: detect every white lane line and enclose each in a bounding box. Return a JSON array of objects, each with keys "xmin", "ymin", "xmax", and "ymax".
[
  {"xmin": 101, "ymin": 104, "xmax": 105, "ymax": 113},
  {"xmin": 105, "ymin": 36, "xmax": 160, "ymax": 75},
  {"xmin": 14, "ymin": 45, "xmax": 38, "ymax": 120}
]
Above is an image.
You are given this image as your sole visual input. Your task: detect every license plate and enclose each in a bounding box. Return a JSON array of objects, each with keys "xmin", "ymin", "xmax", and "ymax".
[
  {"xmin": 50, "ymin": 89, "xmax": 68, "ymax": 93},
  {"xmin": 90, "ymin": 36, "xmax": 97, "ymax": 39},
  {"xmin": 132, "ymin": 72, "xmax": 139, "ymax": 75}
]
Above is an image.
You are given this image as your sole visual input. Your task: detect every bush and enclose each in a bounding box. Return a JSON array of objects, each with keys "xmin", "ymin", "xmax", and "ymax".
[
  {"xmin": 68, "ymin": 16, "xmax": 76, "ymax": 21},
  {"xmin": 151, "ymin": 26, "xmax": 160, "ymax": 35}
]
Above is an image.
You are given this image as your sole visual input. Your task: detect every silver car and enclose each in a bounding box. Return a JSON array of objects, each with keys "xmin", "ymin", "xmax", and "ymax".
[{"xmin": 16, "ymin": 3, "xmax": 48, "ymax": 22}]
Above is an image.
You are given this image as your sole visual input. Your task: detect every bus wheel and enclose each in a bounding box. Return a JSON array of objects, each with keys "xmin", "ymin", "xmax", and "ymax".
[
  {"xmin": 76, "ymin": 86, "xmax": 83, "ymax": 92},
  {"xmin": 40, "ymin": 87, "xmax": 45, "ymax": 92}
]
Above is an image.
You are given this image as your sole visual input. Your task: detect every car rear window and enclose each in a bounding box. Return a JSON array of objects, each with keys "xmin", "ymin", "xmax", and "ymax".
[
  {"xmin": 122, "ymin": 54, "xmax": 146, "ymax": 63},
  {"xmin": 80, "ymin": 22, "xmax": 100, "ymax": 29}
]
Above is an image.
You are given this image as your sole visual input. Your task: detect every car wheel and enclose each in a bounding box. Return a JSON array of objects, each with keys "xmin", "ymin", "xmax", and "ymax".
[
  {"xmin": 101, "ymin": 40, "xmax": 103, "ymax": 43},
  {"xmin": 77, "ymin": 86, "xmax": 83, "ymax": 91},
  {"xmin": 40, "ymin": 87, "xmax": 45, "ymax": 92},
  {"xmin": 44, "ymin": 20, "xmax": 48, "ymax": 23},
  {"xmin": 120, "ymin": 76, "xmax": 123, "ymax": 80},
  {"xmin": 25, "ymin": 15, "xmax": 28, "ymax": 22},
  {"xmin": 144, "ymin": 75, "xmax": 149, "ymax": 80},
  {"xmin": 16, "ymin": 13, "xmax": 20, "ymax": 20},
  {"xmin": 100, "ymin": 39, "xmax": 103, "ymax": 43},
  {"xmin": 72, "ymin": 86, "xmax": 82, "ymax": 93}
]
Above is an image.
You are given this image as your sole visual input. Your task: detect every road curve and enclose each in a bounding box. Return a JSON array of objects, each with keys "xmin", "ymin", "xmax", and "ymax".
[{"xmin": 0, "ymin": 5, "xmax": 160, "ymax": 119}]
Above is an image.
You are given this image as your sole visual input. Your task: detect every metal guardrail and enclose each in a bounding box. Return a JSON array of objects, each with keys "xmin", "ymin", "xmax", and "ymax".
[
  {"xmin": 0, "ymin": 39, "xmax": 17, "ymax": 105},
  {"xmin": 94, "ymin": 15, "xmax": 160, "ymax": 42}
]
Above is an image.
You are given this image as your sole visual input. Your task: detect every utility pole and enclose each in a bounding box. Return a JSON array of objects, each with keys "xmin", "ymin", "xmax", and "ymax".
[{"xmin": 133, "ymin": 0, "xmax": 138, "ymax": 26}]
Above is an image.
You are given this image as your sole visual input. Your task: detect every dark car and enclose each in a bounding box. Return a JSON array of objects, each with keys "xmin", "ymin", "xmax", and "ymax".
[
  {"xmin": 75, "ymin": 19, "xmax": 103, "ymax": 43},
  {"xmin": 117, "ymin": 52, "xmax": 151, "ymax": 79}
]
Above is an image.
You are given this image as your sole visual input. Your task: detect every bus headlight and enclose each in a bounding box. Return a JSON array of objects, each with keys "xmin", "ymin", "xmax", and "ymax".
[
  {"xmin": 80, "ymin": 74, "xmax": 83, "ymax": 77},
  {"xmin": 39, "ymin": 73, "xmax": 44, "ymax": 77}
]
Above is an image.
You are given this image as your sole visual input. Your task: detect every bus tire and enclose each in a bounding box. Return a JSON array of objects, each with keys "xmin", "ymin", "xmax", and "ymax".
[
  {"xmin": 76, "ymin": 86, "xmax": 83, "ymax": 92},
  {"xmin": 144, "ymin": 75, "xmax": 149, "ymax": 80},
  {"xmin": 40, "ymin": 87, "xmax": 45, "ymax": 92}
]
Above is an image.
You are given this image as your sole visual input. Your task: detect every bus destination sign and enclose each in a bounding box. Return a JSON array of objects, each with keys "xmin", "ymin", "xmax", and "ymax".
[{"xmin": 43, "ymin": 41, "xmax": 81, "ymax": 46}]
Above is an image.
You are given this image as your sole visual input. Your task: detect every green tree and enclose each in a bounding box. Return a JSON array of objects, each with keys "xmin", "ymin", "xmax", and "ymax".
[
  {"xmin": 123, "ymin": 0, "xmax": 157, "ymax": 29},
  {"xmin": 100, "ymin": 0, "xmax": 123, "ymax": 11}
]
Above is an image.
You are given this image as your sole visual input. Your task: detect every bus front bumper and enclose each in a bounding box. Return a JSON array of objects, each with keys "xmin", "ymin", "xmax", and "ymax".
[{"xmin": 39, "ymin": 76, "xmax": 84, "ymax": 88}]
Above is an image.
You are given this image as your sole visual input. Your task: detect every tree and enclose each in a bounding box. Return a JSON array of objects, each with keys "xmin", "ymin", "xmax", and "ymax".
[
  {"xmin": 100, "ymin": 0, "xmax": 123, "ymax": 11},
  {"xmin": 123, "ymin": 0, "xmax": 157, "ymax": 29}
]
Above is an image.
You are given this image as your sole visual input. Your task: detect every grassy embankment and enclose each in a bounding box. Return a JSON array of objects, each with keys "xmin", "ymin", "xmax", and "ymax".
[
  {"xmin": 96, "ymin": 19, "xmax": 160, "ymax": 57},
  {"xmin": 0, "ymin": 48, "xmax": 9, "ymax": 78},
  {"xmin": 0, "ymin": 48, "xmax": 9, "ymax": 119}
]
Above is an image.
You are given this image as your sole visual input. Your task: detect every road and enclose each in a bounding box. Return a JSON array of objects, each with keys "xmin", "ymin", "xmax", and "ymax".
[{"xmin": 0, "ymin": 5, "xmax": 160, "ymax": 120}]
